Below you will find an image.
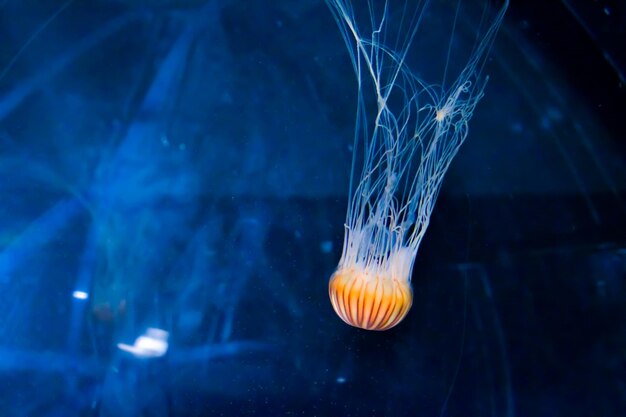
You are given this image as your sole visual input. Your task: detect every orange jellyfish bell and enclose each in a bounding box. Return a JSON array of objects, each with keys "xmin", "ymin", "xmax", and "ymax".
[{"xmin": 329, "ymin": 267, "xmax": 413, "ymax": 331}]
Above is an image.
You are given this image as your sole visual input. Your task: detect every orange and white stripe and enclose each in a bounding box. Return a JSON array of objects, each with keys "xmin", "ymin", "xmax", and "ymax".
[{"xmin": 329, "ymin": 268, "xmax": 413, "ymax": 331}]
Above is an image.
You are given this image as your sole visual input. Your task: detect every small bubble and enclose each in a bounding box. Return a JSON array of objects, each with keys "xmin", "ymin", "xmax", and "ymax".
[
  {"xmin": 511, "ymin": 122, "xmax": 523, "ymax": 134},
  {"xmin": 320, "ymin": 240, "xmax": 333, "ymax": 253}
]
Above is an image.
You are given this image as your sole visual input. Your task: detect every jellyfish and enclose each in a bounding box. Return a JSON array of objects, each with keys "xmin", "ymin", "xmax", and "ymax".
[{"xmin": 326, "ymin": 0, "xmax": 508, "ymax": 330}]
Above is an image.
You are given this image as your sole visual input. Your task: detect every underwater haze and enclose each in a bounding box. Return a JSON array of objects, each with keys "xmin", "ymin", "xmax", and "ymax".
[{"xmin": 0, "ymin": 0, "xmax": 625, "ymax": 416}]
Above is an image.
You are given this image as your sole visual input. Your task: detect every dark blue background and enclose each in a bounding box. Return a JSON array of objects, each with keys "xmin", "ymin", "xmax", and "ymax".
[{"xmin": 0, "ymin": 0, "xmax": 624, "ymax": 416}]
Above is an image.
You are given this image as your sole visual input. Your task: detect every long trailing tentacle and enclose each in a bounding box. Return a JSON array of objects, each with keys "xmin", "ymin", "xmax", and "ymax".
[{"xmin": 327, "ymin": 0, "xmax": 508, "ymax": 281}]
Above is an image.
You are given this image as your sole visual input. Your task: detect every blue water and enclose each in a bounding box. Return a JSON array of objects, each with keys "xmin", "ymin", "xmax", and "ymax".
[{"xmin": 0, "ymin": 1, "xmax": 624, "ymax": 416}]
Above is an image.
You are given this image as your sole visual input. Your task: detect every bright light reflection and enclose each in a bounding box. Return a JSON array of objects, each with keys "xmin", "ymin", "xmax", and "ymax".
[
  {"xmin": 72, "ymin": 290, "xmax": 89, "ymax": 300},
  {"xmin": 118, "ymin": 328, "xmax": 169, "ymax": 358}
]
